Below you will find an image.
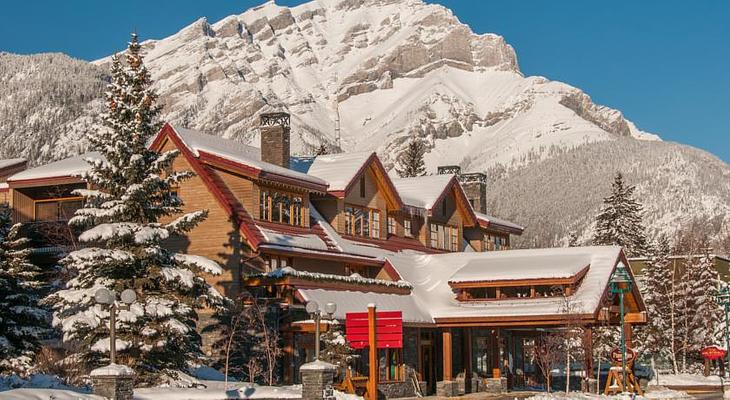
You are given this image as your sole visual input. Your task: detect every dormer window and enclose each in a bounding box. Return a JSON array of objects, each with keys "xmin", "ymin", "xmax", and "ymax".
[
  {"xmin": 260, "ymin": 189, "xmax": 304, "ymax": 226},
  {"xmin": 449, "ymin": 256, "xmax": 590, "ymax": 301}
]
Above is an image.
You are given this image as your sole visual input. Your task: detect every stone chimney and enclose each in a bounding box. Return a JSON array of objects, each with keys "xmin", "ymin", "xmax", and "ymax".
[
  {"xmin": 260, "ymin": 112, "xmax": 291, "ymax": 168},
  {"xmin": 438, "ymin": 165, "xmax": 487, "ymax": 214}
]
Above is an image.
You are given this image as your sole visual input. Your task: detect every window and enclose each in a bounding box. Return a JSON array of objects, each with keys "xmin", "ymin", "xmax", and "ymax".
[
  {"xmin": 34, "ymin": 199, "xmax": 83, "ymax": 221},
  {"xmin": 430, "ymin": 223, "xmax": 459, "ymax": 251},
  {"xmin": 387, "ymin": 217, "xmax": 396, "ymax": 235},
  {"xmin": 260, "ymin": 190, "xmax": 305, "ymax": 226},
  {"xmin": 379, "ymin": 349, "xmax": 403, "ymax": 381},
  {"xmin": 263, "ymin": 255, "xmax": 292, "ymax": 271},
  {"xmin": 372, "ymin": 211, "xmax": 380, "ymax": 238},
  {"xmin": 404, "ymin": 219, "xmax": 413, "ymax": 238},
  {"xmin": 344, "ymin": 205, "xmax": 380, "ymax": 238},
  {"xmin": 359, "ymin": 176, "xmax": 366, "ymax": 198}
]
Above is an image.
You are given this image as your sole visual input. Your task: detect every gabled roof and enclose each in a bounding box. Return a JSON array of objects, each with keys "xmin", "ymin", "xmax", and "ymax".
[
  {"xmin": 307, "ymin": 152, "xmax": 373, "ymax": 192},
  {"xmin": 392, "ymin": 174, "xmax": 478, "ymax": 226},
  {"xmin": 391, "ymin": 174, "xmax": 454, "ymax": 210},
  {"xmin": 151, "ymin": 124, "xmax": 328, "ymax": 192},
  {"xmin": 7, "ymin": 153, "xmax": 101, "ymax": 187},
  {"xmin": 308, "ymin": 152, "xmax": 403, "ymax": 208},
  {"xmin": 475, "ymin": 211, "xmax": 524, "ymax": 235}
]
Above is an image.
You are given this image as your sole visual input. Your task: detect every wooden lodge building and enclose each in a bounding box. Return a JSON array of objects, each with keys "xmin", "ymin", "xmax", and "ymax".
[{"xmin": 3, "ymin": 113, "xmax": 646, "ymax": 396}]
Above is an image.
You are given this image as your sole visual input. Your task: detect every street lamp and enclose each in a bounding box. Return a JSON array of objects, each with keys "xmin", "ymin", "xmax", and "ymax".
[
  {"xmin": 609, "ymin": 262, "xmax": 633, "ymax": 393},
  {"xmin": 306, "ymin": 301, "xmax": 337, "ymax": 360},
  {"xmin": 95, "ymin": 288, "xmax": 138, "ymax": 364}
]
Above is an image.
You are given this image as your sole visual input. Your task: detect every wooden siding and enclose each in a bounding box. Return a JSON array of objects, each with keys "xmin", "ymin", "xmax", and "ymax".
[
  {"xmin": 11, "ymin": 189, "xmax": 35, "ymax": 223},
  {"xmin": 159, "ymin": 139, "xmax": 251, "ymax": 299}
]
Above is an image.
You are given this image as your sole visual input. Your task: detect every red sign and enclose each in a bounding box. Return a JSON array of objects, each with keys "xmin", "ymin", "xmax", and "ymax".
[
  {"xmin": 701, "ymin": 346, "xmax": 727, "ymax": 361},
  {"xmin": 610, "ymin": 347, "xmax": 637, "ymax": 363},
  {"xmin": 345, "ymin": 310, "xmax": 403, "ymax": 349}
]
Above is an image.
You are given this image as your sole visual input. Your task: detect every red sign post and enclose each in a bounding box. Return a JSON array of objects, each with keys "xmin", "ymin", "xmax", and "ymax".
[
  {"xmin": 701, "ymin": 345, "xmax": 727, "ymax": 361},
  {"xmin": 345, "ymin": 307, "xmax": 403, "ymax": 400}
]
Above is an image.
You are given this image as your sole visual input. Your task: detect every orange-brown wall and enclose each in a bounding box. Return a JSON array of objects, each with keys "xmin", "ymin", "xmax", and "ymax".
[{"xmin": 341, "ymin": 166, "xmax": 389, "ymax": 240}]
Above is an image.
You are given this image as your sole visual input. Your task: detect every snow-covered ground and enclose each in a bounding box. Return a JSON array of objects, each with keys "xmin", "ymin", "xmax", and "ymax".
[
  {"xmin": 527, "ymin": 388, "xmax": 691, "ymax": 400},
  {"xmin": 649, "ymin": 373, "xmax": 724, "ymax": 387},
  {"xmin": 0, "ymin": 369, "xmax": 364, "ymax": 400}
]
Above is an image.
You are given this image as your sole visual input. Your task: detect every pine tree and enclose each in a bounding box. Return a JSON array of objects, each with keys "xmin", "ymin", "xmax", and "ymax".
[
  {"xmin": 592, "ymin": 172, "xmax": 649, "ymax": 257},
  {"xmin": 395, "ymin": 136, "xmax": 427, "ymax": 178},
  {"xmin": 637, "ymin": 235, "xmax": 676, "ymax": 370},
  {"xmin": 44, "ymin": 34, "xmax": 225, "ymax": 382},
  {"xmin": 688, "ymin": 249, "xmax": 721, "ymax": 350},
  {"xmin": 567, "ymin": 231, "xmax": 579, "ymax": 247},
  {"xmin": 320, "ymin": 320, "xmax": 357, "ymax": 378},
  {"xmin": 0, "ymin": 205, "xmax": 48, "ymax": 375}
]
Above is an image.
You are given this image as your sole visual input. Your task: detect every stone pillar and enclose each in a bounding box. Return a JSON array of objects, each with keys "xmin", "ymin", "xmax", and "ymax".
[
  {"xmin": 300, "ymin": 360, "xmax": 336, "ymax": 400},
  {"xmin": 90, "ymin": 364, "xmax": 135, "ymax": 400}
]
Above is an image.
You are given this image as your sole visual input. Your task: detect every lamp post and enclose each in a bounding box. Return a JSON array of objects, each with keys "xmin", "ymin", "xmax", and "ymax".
[
  {"xmin": 609, "ymin": 262, "xmax": 633, "ymax": 392},
  {"xmin": 306, "ymin": 301, "xmax": 337, "ymax": 360},
  {"xmin": 95, "ymin": 288, "xmax": 138, "ymax": 364}
]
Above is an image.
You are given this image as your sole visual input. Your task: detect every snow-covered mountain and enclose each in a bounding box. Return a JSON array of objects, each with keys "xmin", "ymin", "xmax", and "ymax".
[
  {"xmin": 0, "ymin": 0, "xmax": 727, "ymax": 246},
  {"xmin": 93, "ymin": 0, "xmax": 658, "ymax": 171}
]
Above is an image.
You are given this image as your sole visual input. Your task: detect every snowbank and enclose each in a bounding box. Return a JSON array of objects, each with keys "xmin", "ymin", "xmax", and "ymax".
[
  {"xmin": 0, "ymin": 389, "xmax": 103, "ymax": 400},
  {"xmin": 649, "ymin": 373, "xmax": 723, "ymax": 387}
]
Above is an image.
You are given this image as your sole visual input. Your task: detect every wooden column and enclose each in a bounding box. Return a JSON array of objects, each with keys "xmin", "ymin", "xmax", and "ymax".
[
  {"xmin": 584, "ymin": 327, "xmax": 594, "ymax": 379},
  {"xmin": 283, "ymin": 332, "xmax": 295, "ymax": 383},
  {"xmin": 367, "ymin": 305, "xmax": 378, "ymax": 400},
  {"xmin": 443, "ymin": 329, "xmax": 453, "ymax": 381},
  {"xmin": 464, "ymin": 328, "xmax": 473, "ymax": 392}
]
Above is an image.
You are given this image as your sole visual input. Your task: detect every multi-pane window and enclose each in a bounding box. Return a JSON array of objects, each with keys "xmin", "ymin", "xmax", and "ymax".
[
  {"xmin": 429, "ymin": 223, "xmax": 459, "ymax": 251},
  {"xmin": 263, "ymin": 255, "xmax": 292, "ymax": 271},
  {"xmin": 344, "ymin": 205, "xmax": 380, "ymax": 239},
  {"xmin": 260, "ymin": 190, "xmax": 304, "ymax": 226},
  {"xmin": 404, "ymin": 219, "xmax": 413, "ymax": 238},
  {"xmin": 387, "ymin": 216, "xmax": 396, "ymax": 235},
  {"xmin": 483, "ymin": 234, "xmax": 507, "ymax": 251}
]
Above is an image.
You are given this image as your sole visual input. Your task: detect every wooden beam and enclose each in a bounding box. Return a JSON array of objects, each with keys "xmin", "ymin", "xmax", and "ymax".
[
  {"xmin": 584, "ymin": 327, "xmax": 593, "ymax": 379},
  {"xmin": 443, "ymin": 329, "xmax": 453, "ymax": 381},
  {"xmin": 367, "ymin": 305, "xmax": 378, "ymax": 400},
  {"xmin": 624, "ymin": 323, "xmax": 633, "ymax": 348}
]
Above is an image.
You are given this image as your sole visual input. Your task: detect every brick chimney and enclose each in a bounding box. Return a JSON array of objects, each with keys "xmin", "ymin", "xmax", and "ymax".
[
  {"xmin": 438, "ymin": 165, "xmax": 487, "ymax": 213},
  {"xmin": 260, "ymin": 112, "xmax": 291, "ymax": 168}
]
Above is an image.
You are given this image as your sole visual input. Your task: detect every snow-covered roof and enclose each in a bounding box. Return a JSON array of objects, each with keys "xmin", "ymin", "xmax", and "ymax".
[
  {"xmin": 8, "ymin": 152, "xmax": 102, "ymax": 182},
  {"xmin": 475, "ymin": 211, "xmax": 524, "ymax": 232},
  {"xmin": 387, "ymin": 246, "xmax": 622, "ymax": 321},
  {"xmin": 289, "ymin": 246, "xmax": 626, "ymax": 325},
  {"xmin": 391, "ymin": 174, "xmax": 455, "ymax": 209},
  {"xmin": 171, "ymin": 125, "xmax": 327, "ymax": 188},
  {"xmin": 0, "ymin": 158, "xmax": 26, "ymax": 170},
  {"xmin": 0, "ymin": 182, "xmax": 8, "ymax": 191},
  {"xmin": 298, "ymin": 288, "xmax": 432, "ymax": 324},
  {"xmin": 448, "ymin": 253, "xmax": 590, "ymax": 284},
  {"xmin": 307, "ymin": 151, "xmax": 373, "ymax": 192}
]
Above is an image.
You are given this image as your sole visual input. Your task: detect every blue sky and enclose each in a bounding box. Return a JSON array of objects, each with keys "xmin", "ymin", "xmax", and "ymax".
[{"xmin": 1, "ymin": 0, "xmax": 727, "ymax": 162}]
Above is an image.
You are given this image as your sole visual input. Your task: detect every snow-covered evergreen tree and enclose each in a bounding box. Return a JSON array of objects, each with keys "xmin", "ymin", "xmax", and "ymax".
[
  {"xmin": 320, "ymin": 320, "xmax": 357, "ymax": 375},
  {"xmin": 688, "ymin": 250, "xmax": 721, "ymax": 349},
  {"xmin": 592, "ymin": 172, "xmax": 649, "ymax": 257},
  {"xmin": 0, "ymin": 205, "xmax": 48, "ymax": 375},
  {"xmin": 44, "ymin": 34, "xmax": 225, "ymax": 382},
  {"xmin": 636, "ymin": 235, "xmax": 675, "ymax": 369},
  {"xmin": 395, "ymin": 136, "xmax": 427, "ymax": 178}
]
